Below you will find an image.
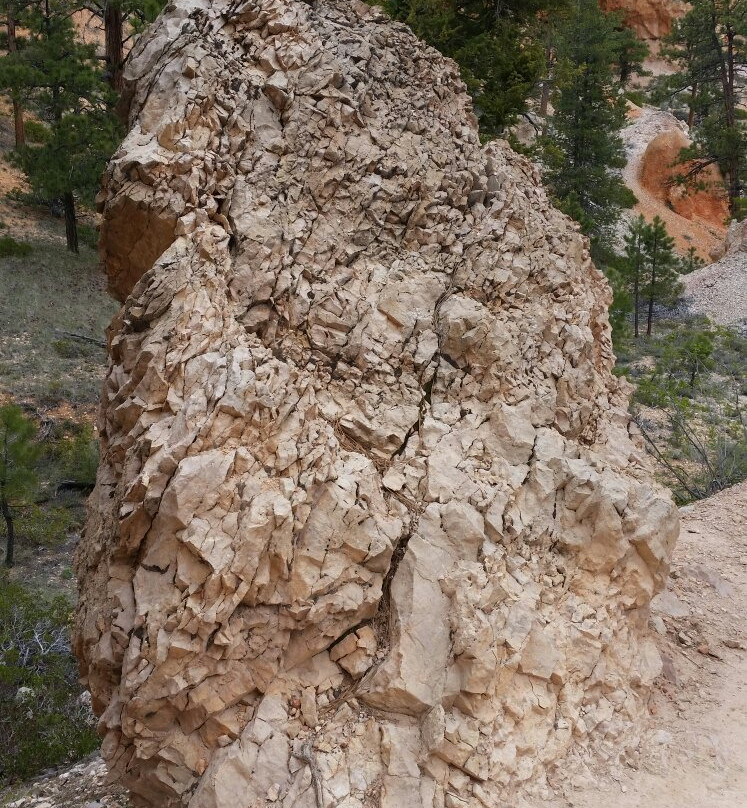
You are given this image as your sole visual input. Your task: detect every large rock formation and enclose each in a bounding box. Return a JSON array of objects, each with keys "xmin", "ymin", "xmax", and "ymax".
[
  {"xmin": 639, "ymin": 128, "xmax": 729, "ymax": 234},
  {"xmin": 621, "ymin": 108, "xmax": 727, "ymax": 260},
  {"xmin": 74, "ymin": 1, "xmax": 679, "ymax": 806},
  {"xmin": 600, "ymin": 0, "xmax": 687, "ymax": 42}
]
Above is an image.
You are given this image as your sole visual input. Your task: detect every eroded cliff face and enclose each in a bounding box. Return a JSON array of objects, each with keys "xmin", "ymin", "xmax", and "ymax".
[
  {"xmin": 600, "ymin": 0, "xmax": 688, "ymax": 41},
  {"xmin": 75, "ymin": 1, "xmax": 679, "ymax": 806}
]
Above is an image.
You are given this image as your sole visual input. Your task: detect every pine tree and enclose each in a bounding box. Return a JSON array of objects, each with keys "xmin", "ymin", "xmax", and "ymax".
[
  {"xmin": 84, "ymin": 0, "xmax": 166, "ymax": 90},
  {"xmin": 0, "ymin": 405, "xmax": 38, "ymax": 568},
  {"xmin": 383, "ymin": 0, "xmax": 568, "ymax": 135},
  {"xmin": 540, "ymin": 0, "xmax": 635, "ymax": 243},
  {"xmin": 642, "ymin": 216, "xmax": 683, "ymax": 336},
  {"xmin": 622, "ymin": 215, "xmax": 648, "ymax": 338},
  {"xmin": 619, "ymin": 215, "xmax": 684, "ymax": 337},
  {"xmin": 22, "ymin": 108, "xmax": 120, "ymax": 252},
  {"xmin": 680, "ymin": 245, "xmax": 706, "ymax": 273},
  {"xmin": 613, "ymin": 18, "xmax": 649, "ymax": 87},
  {"xmin": 658, "ymin": 0, "xmax": 746, "ymax": 216},
  {"xmin": 0, "ymin": 1, "xmax": 120, "ymax": 252}
]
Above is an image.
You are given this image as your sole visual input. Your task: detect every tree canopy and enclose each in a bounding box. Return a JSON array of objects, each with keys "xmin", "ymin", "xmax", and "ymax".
[
  {"xmin": 540, "ymin": 0, "xmax": 637, "ymax": 243},
  {"xmin": 0, "ymin": 3, "xmax": 121, "ymax": 251},
  {"xmin": 657, "ymin": 0, "xmax": 746, "ymax": 216},
  {"xmin": 383, "ymin": 0, "xmax": 570, "ymax": 135}
]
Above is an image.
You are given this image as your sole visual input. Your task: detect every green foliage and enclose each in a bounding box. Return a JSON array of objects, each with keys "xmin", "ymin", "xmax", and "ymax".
[
  {"xmin": 0, "ymin": 405, "xmax": 39, "ymax": 567},
  {"xmin": 679, "ymin": 245, "xmax": 706, "ymax": 274},
  {"xmin": 382, "ymin": 0, "xmax": 568, "ymax": 134},
  {"xmin": 0, "ymin": 2, "xmax": 122, "ymax": 251},
  {"xmin": 540, "ymin": 0, "xmax": 637, "ymax": 244},
  {"xmin": 624, "ymin": 89, "xmax": 647, "ymax": 107},
  {"xmin": 0, "ymin": 576, "xmax": 98, "ymax": 783},
  {"xmin": 589, "ymin": 238, "xmax": 633, "ymax": 343},
  {"xmin": 613, "ymin": 16, "xmax": 649, "ymax": 87},
  {"xmin": 126, "ymin": 0, "xmax": 168, "ymax": 31},
  {"xmin": 0, "ymin": 235, "xmax": 31, "ymax": 257},
  {"xmin": 23, "ymin": 119, "xmax": 50, "ymax": 144},
  {"xmin": 15, "ymin": 108, "xmax": 121, "ymax": 210},
  {"xmin": 619, "ymin": 319, "xmax": 747, "ymax": 503},
  {"xmin": 0, "ymin": 405, "xmax": 38, "ymax": 505},
  {"xmin": 4, "ymin": 186, "xmax": 52, "ymax": 210},
  {"xmin": 656, "ymin": 0, "xmax": 746, "ymax": 216},
  {"xmin": 618, "ymin": 215, "xmax": 683, "ymax": 336},
  {"xmin": 49, "ymin": 423, "xmax": 99, "ymax": 488},
  {"xmin": 14, "ymin": 503, "xmax": 76, "ymax": 551}
]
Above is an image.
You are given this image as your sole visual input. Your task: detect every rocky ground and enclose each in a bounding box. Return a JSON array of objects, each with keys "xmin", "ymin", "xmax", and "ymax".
[
  {"xmin": 4, "ymin": 482, "xmax": 745, "ymax": 808},
  {"xmin": 682, "ymin": 220, "xmax": 747, "ymax": 329},
  {"xmin": 1, "ymin": 758, "xmax": 131, "ymax": 808}
]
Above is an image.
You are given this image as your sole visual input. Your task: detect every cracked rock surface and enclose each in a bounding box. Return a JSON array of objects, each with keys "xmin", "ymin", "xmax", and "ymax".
[{"xmin": 74, "ymin": 1, "xmax": 679, "ymax": 806}]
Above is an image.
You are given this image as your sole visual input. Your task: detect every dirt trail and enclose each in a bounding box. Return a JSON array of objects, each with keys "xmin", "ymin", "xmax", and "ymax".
[
  {"xmin": 560, "ymin": 481, "xmax": 747, "ymax": 807},
  {"xmin": 621, "ymin": 107, "xmax": 726, "ymax": 258}
]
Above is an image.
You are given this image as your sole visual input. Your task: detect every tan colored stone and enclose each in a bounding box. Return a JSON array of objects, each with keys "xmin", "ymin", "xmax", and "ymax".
[{"xmin": 75, "ymin": 1, "xmax": 679, "ymax": 806}]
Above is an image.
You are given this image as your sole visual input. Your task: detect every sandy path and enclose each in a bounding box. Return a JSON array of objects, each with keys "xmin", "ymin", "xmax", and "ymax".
[
  {"xmin": 561, "ymin": 482, "xmax": 747, "ymax": 808},
  {"xmin": 621, "ymin": 107, "xmax": 726, "ymax": 258}
]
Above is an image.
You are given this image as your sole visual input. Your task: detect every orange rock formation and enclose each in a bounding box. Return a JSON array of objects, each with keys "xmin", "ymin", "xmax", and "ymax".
[
  {"xmin": 600, "ymin": 0, "xmax": 687, "ymax": 41},
  {"xmin": 639, "ymin": 129, "xmax": 729, "ymax": 251}
]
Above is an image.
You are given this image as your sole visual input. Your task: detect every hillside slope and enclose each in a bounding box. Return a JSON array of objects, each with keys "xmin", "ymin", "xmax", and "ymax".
[{"xmin": 682, "ymin": 220, "xmax": 747, "ymax": 328}]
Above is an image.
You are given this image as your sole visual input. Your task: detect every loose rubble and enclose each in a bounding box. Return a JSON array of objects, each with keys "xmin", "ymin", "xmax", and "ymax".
[
  {"xmin": 683, "ymin": 219, "xmax": 747, "ymax": 329},
  {"xmin": 1, "ymin": 757, "xmax": 130, "ymax": 808},
  {"xmin": 74, "ymin": 1, "xmax": 679, "ymax": 807}
]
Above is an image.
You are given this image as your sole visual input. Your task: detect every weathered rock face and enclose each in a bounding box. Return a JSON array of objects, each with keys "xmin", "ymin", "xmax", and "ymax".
[
  {"xmin": 639, "ymin": 128, "xmax": 729, "ymax": 233},
  {"xmin": 600, "ymin": 0, "xmax": 688, "ymax": 42},
  {"xmin": 75, "ymin": 1, "xmax": 679, "ymax": 806}
]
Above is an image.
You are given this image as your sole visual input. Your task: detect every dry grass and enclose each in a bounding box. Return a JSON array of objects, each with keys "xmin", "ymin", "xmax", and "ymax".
[{"xmin": 0, "ymin": 240, "xmax": 117, "ymax": 410}]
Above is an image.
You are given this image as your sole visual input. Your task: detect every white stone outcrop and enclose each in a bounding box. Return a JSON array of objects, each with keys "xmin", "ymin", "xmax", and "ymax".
[{"xmin": 74, "ymin": 1, "xmax": 679, "ymax": 806}]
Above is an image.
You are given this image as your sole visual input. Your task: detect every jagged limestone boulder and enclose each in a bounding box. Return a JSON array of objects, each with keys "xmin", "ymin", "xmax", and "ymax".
[{"xmin": 74, "ymin": 1, "xmax": 679, "ymax": 806}]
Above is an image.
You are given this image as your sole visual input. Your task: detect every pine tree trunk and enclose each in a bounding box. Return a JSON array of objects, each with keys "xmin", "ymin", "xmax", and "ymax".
[
  {"xmin": 687, "ymin": 82, "xmax": 696, "ymax": 130},
  {"xmin": 104, "ymin": 1, "xmax": 125, "ymax": 92},
  {"xmin": 63, "ymin": 192, "xmax": 79, "ymax": 253},
  {"xmin": 1, "ymin": 492, "xmax": 14, "ymax": 568},
  {"xmin": 539, "ymin": 79, "xmax": 551, "ymax": 117},
  {"xmin": 633, "ymin": 273, "xmax": 639, "ymax": 338},
  {"xmin": 647, "ymin": 242, "xmax": 657, "ymax": 337},
  {"xmin": 7, "ymin": 8, "xmax": 25, "ymax": 148}
]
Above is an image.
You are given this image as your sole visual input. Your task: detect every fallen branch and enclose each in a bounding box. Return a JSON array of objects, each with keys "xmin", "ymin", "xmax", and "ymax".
[
  {"xmin": 292, "ymin": 736, "xmax": 323, "ymax": 808},
  {"xmin": 54, "ymin": 330, "xmax": 106, "ymax": 348},
  {"xmin": 55, "ymin": 480, "xmax": 95, "ymax": 496}
]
